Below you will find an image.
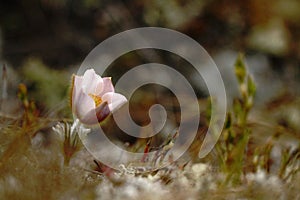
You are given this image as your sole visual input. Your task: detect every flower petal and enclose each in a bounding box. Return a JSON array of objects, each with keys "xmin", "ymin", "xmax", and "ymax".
[
  {"xmin": 71, "ymin": 75, "xmax": 83, "ymax": 112},
  {"xmin": 102, "ymin": 92, "xmax": 127, "ymax": 112},
  {"xmin": 82, "ymin": 69, "xmax": 103, "ymax": 95},
  {"xmin": 81, "ymin": 102, "xmax": 111, "ymax": 124},
  {"xmin": 75, "ymin": 88, "xmax": 95, "ymax": 121},
  {"xmin": 98, "ymin": 77, "xmax": 115, "ymax": 96}
]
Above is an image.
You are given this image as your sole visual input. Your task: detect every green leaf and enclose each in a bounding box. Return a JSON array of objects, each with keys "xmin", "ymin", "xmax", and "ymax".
[
  {"xmin": 247, "ymin": 74, "xmax": 256, "ymax": 97},
  {"xmin": 234, "ymin": 53, "xmax": 247, "ymax": 84}
]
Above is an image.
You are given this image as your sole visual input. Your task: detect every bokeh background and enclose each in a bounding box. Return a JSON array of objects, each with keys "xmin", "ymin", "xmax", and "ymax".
[
  {"xmin": 0, "ymin": 0, "xmax": 300, "ymax": 117},
  {"xmin": 0, "ymin": 2, "xmax": 300, "ymax": 199}
]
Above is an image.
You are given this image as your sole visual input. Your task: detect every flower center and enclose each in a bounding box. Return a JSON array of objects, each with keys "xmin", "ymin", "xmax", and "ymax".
[{"xmin": 89, "ymin": 94, "xmax": 102, "ymax": 107}]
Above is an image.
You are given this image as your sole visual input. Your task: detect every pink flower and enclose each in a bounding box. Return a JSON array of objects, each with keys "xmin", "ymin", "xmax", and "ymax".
[{"xmin": 71, "ymin": 69, "xmax": 127, "ymax": 125}]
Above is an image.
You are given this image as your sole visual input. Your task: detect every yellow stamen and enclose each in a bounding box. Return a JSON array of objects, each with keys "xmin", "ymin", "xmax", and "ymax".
[{"xmin": 89, "ymin": 94, "xmax": 102, "ymax": 107}]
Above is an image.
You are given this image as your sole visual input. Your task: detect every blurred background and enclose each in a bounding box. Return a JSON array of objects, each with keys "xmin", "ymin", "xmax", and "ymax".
[
  {"xmin": 0, "ymin": 0, "xmax": 300, "ymax": 121},
  {"xmin": 1, "ymin": 2, "xmax": 300, "ymax": 198}
]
